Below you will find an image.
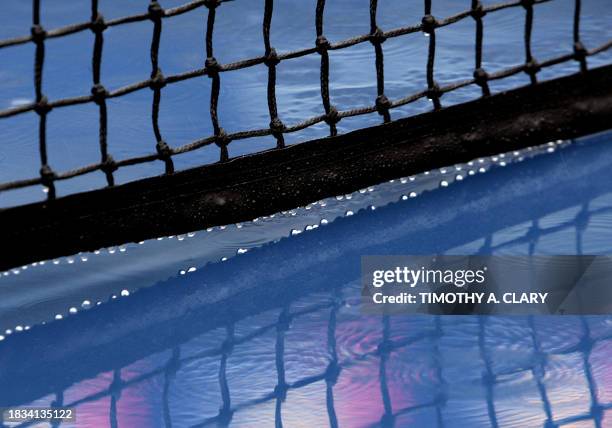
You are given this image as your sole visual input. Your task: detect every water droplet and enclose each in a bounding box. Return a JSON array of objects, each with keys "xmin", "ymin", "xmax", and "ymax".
[
  {"xmin": 221, "ymin": 257, "xmax": 228, "ymax": 262},
  {"xmin": 67, "ymin": 258, "xmax": 75, "ymax": 264},
  {"xmin": 138, "ymin": 240, "xmax": 145, "ymax": 244},
  {"xmin": 80, "ymin": 256, "xmax": 88, "ymax": 262},
  {"xmin": 236, "ymin": 223, "xmax": 243, "ymax": 229},
  {"xmin": 69, "ymin": 307, "xmax": 78, "ymax": 314},
  {"xmin": 187, "ymin": 266, "xmax": 196, "ymax": 273},
  {"xmin": 179, "ymin": 270, "xmax": 186, "ymax": 275},
  {"xmin": 15, "ymin": 325, "xmax": 23, "ymax": 332},
  {"xmin": 305, "ymin": 225, "xmax": 314, "ymax": 231},
  {"xmin": 121, "ymin": 289, "xmax": 130, "ymax": 297},
  {"xmin": 500, "ymin": 161, "xmax": 507, "ymax": 167},
  {"xmin": 368, "ymin": 187, "xmax": 375, "ymax": 192},
  {"xmin": 336, "ymin": 195, "xmax": 344, "ymax": 201},
  {"xmin": 206, "ymin": 228, "xmax": 213, "ymax": 232},
  {"xmin": 320, "ymin": 219, "xmax": 329, "ymax": 225},
  {"xmin": 177, "ymin": 235, "xmax": 185, "ymax": 241},
  {"xmin": 345, "ymin": 194, "xmax": 353, "ymax": 200},
  {"xmin": 359, "ymin": 189, "xmax": 367, "ymax": 194},
  {"xmin": 53, "ymin": 260, "xmax": 60, "ymax": 265},
  {"xmin": 401, "ymin": 195, "xmax": 408, "ymax": 200},
  {"xmin": 82, "ymin": 300, "xmax": 91, "ymax": 309},
  {"xmin": 479, "ymin": 167, "xmax": 486, "ymax": 173},
  {"xmin": 290, "ymin": 229, "xmax": 302, "ymax": 236},
  {"xmin": 5, "ymin": 329, "xmax": 12, "ymax": 335},
  {"xmin": 0, "ymin": 335, "xmax": 4, "ymax": 341},
  {"xmin": 108, "ymin": 247, "xmax": 116, "ymax": 254},
  {"xmin": 456, "ymin": 174, "xmax": 464, "ymax": 181},
  {"xmin": 111, "ymin": 295, "xmax": 117, "ymax": 299},
  {"xmin": 468, "ymin": 170, "xmax": 475, "ymax": 176},
  {"xmin": 55, "ymin": 314, "xmax": 63, "ymax": 320},
  {"xmin": 237, "ymin": 248, "xmax": 248, "ymax": 254},
  {"xmin": 370, "ymin": 205, "xmax": 376, "ymax": 210},
  {"xmin": 24, "ymin": 326, "xmax": 30, "ymax": 330},
  {"xmin": 409, "ymin": 192, "xmax": 417, "ymax": 198},
  {"xmin": 440, "ymin": 180, "xmax": 449, "ymax": 187},
  {"xmin": 440, "ymin": 168, "xmax": 447, "ymax": 174},
  {"xmin": 188, "ymin": 232, "xmax": 196, "ymax": 237},
  {"xmin": 319, "ymin": 201, "xmax": 327, "ymax": 207},
  {"xmin": 547, "ymin": 147, "xmax": 555, "ymax": 153},
  {"xmin": 400, "ymin": 178, "xmax": 408, "ymax": 184},
  {"xmin": 345, "ymin": 210, "xmax": 354, "ymax": 216}
]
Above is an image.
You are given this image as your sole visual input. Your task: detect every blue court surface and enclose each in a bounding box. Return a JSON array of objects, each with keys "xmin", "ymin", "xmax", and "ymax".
[
  {"xmin": 1, "ymin": 133, "xmax": 612, "ymax": 427},
  {"xmin": 1, "ymin": 1, "xmax": 612, "ymax": 427}
]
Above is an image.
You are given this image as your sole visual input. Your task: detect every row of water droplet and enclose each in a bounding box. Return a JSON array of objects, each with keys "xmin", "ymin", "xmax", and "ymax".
[{"xmin": 0, "ymin": 140, "xmax": 567, "ymax": 339}]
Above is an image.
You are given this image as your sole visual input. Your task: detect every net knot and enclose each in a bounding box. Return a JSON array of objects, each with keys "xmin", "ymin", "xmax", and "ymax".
[
  {"xmin": 39, "ymin": 165, "xmax": 56, "ymax": 186},
  {"xmin": 324, "ymin": 361, "xmax": 341, "ymax": 385},
  {"xmin": 204, "ymin": 0, "xmax": 222, "ymax": 9},
  {"xmin": 470, "ymin": 2, "xmax": 486, "ymax": 19},
  {"xmin": 90, "ymin": 13, "xmax": 107, "ymax": 33},
  {"xmin": 524, "ymin": 59, "xmax": 541, "ymax": 76},
  {"xmin": 101, "ymin": 155, "xmax": 118, "ymax": 174},
  {"xmin": 377, "ymin": 340, "xmax": 394, "ymax": 356},
  {"xmin": 277, "ymin": 311, "xmax": 292, "ymax": 332},
  {"xmin": 205, "ymin": 57, "xmax": 221, "ymax": 76},
  {"xmin": 473, "ymin": 68, "xmax": 489, "ymax": 86},
  {"xmin": 421, "ymin": 15, "xmax": 438, "ymax": 34},
  {"xmin": 481, "ymin": 371, "xmax": 496, "ymax": 385},
  {"xmin": 221, "ymin": 338, "xmax": 234, "ymax": 354},
  {"xmin": 269, "ymin": 118, "xmax": 285, "ymax": 135},
  {"xmin": 149, "ymin": 69, "xmax": 166, "ymax": 90},
  {"xmin": 34, "ymin": 96, "xmax": 52, "ymax": 115},
  {"xmin": 215, "ymin": 128, "xmax": 231, "ymax": 148},
  {"xmin": 264, "ymin": 48, "xmax": 280, "ymax": 67},
  {"xmin": 273, "ymin": 383, "xmax": 288, "ymax": 400},
  {"xmin": 325, "ymin": 105, "xmax": 340, "ymax": 126},
  {"xmin": 148, "ymin": 1, "xmax": 165, "ymax": 20},
  {"xmin": 315, "ymin": 35, "xmax": 331, "ymax": 53},
  {"xmin": 91, "ymin": 84, "xmax": 108, "ymax": 105},
  {"xmin": 521, "ymin": 0, "xmax": 535, "ymax": 8},
  {"xmin": 156, "ymin": 140, "xmax": 172, "ymax": 159},
  {"xmin": 375, "ymin": 95, "xmax": 391, "ymax": 116},
  {"xmin": 573, "ymin": 42, "xmax": 587, "ymax": 60},
  {"xmin": 427, "ymin": 83, "xmax": 442, "ymax": 101},
  {"xmin": 30, "ymin": 25, "xmax": 47, "ymax": 43},
  {"xmin": 369, "ymin": 27, "xmax": 386, "ymax": 45}
]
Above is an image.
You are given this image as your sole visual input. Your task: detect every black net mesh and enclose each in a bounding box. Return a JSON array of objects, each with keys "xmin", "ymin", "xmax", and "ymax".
[{"xmin": 0, "ymin": 0, "xmax": 610, "ymax": 200}]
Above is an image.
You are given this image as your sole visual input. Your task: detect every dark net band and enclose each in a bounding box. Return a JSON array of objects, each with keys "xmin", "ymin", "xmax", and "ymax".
[{"xmin": 0, "ymin": 0, "xmax": 611, "ymax": 198}]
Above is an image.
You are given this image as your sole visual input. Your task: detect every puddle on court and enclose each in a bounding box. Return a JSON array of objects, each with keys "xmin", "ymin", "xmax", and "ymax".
[{"xmin": 0, "ymin": 133, "xmax": 612, "ymax": 426}]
